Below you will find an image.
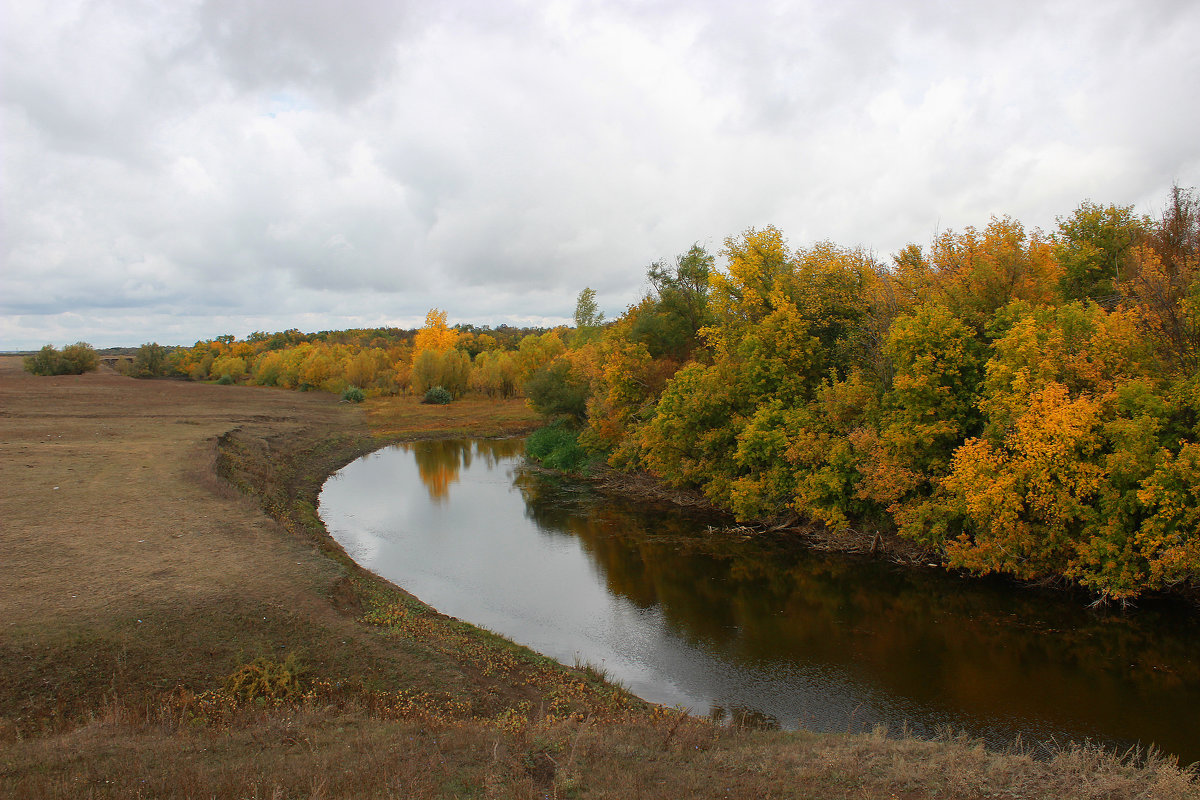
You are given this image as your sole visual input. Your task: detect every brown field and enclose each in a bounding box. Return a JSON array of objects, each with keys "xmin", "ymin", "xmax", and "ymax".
[{"xmin": 1, "ymin": 356, "xmax": 1195, "ymax": 799}]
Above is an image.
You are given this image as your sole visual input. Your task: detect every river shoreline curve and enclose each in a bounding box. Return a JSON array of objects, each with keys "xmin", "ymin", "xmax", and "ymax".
[{"xmin": 3, "ymin": 359, "xmax": 1195, "ymax": 797}]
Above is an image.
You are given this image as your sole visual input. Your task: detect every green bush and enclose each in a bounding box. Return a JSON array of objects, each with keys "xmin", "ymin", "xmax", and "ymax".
[
  {"xmin": 422, "ymin": 386, "xmax": 452, "ymax": 405},
  {"xmin": 24, "ymin": 345, "xmax": 64, "ymax": 376},
  {"xmin": 216, "ymin": 374, "xmax": 235, "ymax": 385},
  {"xmin": 524, "ymin": 358, "xmax": 589, "ymax": 421},
  {"xmin": 525, "ymin": 423, "xmax": 590, "ymax": 472},
  {"xmin": 341, "ymin": 386, "xmax": 366, "ymax": 403},
  {"xmin": 23, "ymin": 342, "xmax": 99, "ymax": 376}
]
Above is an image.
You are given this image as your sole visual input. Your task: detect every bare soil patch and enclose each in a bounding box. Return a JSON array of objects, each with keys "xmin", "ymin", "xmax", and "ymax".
[{"xmin": 1, "ymin": 358, "xmax": 350, "ymax": 631}]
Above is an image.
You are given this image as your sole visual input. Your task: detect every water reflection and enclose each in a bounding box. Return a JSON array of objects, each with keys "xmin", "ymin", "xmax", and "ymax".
[
  {"xmin": 533, "ymin": 472, "xmax": 1200, "ymax": 750},
  {"xmin": 320, "ymin": 440, "xmax": 1200, "ymax": 765},
  {"xmin": 406, "ymin": 438, "xmax": 525, "ymax": 502}
]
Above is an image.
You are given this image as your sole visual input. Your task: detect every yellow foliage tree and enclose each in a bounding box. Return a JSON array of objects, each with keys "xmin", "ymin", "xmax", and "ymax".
[
  {"xmin": 708, "ymin": 226, "xmax": 793, "ymax": 345},
  {"xmin": 944, "ymin": 383, "xmax": 1107, "ymax": 583},
  {"xmin": 412, "ymin": 309, "xmax": 459, "ymax": 359},
  {"xmin": 925, "ymin": 217, "xmax": 1062, "ymax": 329}
]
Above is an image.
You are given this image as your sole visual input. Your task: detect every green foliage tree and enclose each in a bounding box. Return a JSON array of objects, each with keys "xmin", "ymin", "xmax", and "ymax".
[
  {"xmin": 637, "ymin": 244, "xmax": 714, "ymax": 359},
  {"xmin": 24, "ymin": 342, "xmax": 99, "ymax": 376},
  {"xmin": 525, "ymin": 358, "xmax": 590, "ymax": 422},
  {"xmin": 573, "ymin": 287, "xmax": 605, "ymax": 345},
  {"xmin": 132, "ymin": 342, "xmax": 170, "ymax": 377},
  {"xmin": 1055, "ymin": 200, "xmax": 1145, "ymax": 302}
]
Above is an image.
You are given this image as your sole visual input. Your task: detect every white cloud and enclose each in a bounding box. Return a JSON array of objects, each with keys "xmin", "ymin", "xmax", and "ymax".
[{"xmin": 2, "ymin": 0, "xmax": 1198, "ymax": 349}]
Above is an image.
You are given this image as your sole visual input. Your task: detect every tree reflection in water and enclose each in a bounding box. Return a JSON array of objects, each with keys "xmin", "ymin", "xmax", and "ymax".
[
  {"xmin": 403, "ymin": 438, "xmax": 525, "ymax": 502},
  {"xmin": 514, "ymin": 467, "xmax": 1200, "ymax": 760},
  {"xmin": 322, "ymin": 441, "xmax": 1200, "ymax": 764}
]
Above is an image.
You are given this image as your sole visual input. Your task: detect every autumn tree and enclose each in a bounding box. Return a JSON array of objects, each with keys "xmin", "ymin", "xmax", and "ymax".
[
  {"xmin": 1055, "ymin": 200, "xmax": 1145, "ymax": 302},
  {"xmin": 211, "ymin": 355, "xmax": 248, "ymax": 382},
  {"xmin": 924, "ymin": 217, "xmax": 1062, "ymax": 331},
  {"xmin": 572, "ymin": 288, "xmax": 605, "ymax": 346},
  {"xmin": 413, "ymin": 348, "xmax": 470, "ymax": 397},
  {"xmin": 515, "ymin": 330, "xmax": 567, "ymax": 383},
  {"xmin": 253, "ymin": 350, "xmax": 286, "ymax": 386},
  {"xmin": 412, "ymin": 309, "xmax": 459, "ymax": 358},
  {"xmin": 854, "ymin": 303, "xmax": 984, "ymax": 544},
  {"xmin": 1124, "ymin": 185, "xmax": 1200, "ymax": 371},
  {"xmin": 708, "ymin": 226, "xmax": 794, "ymax": 342},
  {"xmin": 408, "ymin": 309, "xmax": 468, "ymax": 396},
  {"xmin": 944, "ymin": 383, "xmax": 1107, "ymax": 583},
  {"xmin": 471, "ymin": 349, "xmax": 519, "ymax": 398},
  {"xmin": 637, "ymin": 361, "xmax": 743, "ymax": 501},
  {"xmin": 132, "ymin": 343, "xmax": 170, "ymax": 377}
]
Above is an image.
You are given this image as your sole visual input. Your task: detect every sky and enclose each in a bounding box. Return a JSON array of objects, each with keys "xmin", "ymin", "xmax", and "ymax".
[{"xmin": 2, "ymin": 0, "xmax": 1199, "ymax": 351}]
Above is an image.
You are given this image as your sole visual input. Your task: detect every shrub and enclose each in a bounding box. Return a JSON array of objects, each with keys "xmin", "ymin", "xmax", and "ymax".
[
  {"xmin": 24, "ymin": 345, "xmax": 64, "ymax": 376},
  {"xmin": 23, "ymin": 342, "xmax": 99, "ymax": 376},
  {"xmin": 61, "ymin": 342, "xmax": 99, "ymax": 373},
  {"xmin": 525, "ymin": 358, "xmax": 589, "ymax": 421},
  {"xmin": 422, "ymin": 386, "xmax": 452, "ymax": 405},
  {"xmin": 216, "ymin": 374, "xmax": 235, "ymax": 385},
  {"xmin": 341, "ymin": 386, "xmax": 366, "ymax": 403},
  {"xmin": 224, "ymin": 654, "xmax": 306, "ymax": 706},
  {"xmin": 525, "ymin": 422, "xmax": 590, "ymax": 471}
]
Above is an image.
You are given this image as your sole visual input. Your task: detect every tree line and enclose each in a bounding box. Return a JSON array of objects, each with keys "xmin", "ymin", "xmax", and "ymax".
[
  {"xmin": 27, "ymin": 186, "xmax": 1198, "ymax": 600},
  {"xmin": 527, "ymin": 187, "xmax": 1199, "ymax": 602},
  {"xmin": 113, "ymin": 319, "xmax": 568, "ymax": 402}
]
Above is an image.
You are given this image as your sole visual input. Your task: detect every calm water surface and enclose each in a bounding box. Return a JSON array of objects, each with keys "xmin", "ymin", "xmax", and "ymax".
[{"xmin": 318, "ymin": 439, "xmax": 1200, "ymax": 764}]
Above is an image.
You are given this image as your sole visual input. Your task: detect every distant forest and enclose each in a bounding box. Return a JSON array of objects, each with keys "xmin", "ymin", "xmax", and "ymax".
[{"xmin": 125, "ymin": 186, "xmax": 1199, "ymax": 601}]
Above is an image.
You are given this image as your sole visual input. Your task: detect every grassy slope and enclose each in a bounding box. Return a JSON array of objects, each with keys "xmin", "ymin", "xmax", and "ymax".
[{"xmin": 0, "ymin": 358, "xmax": 1194, "ymax": 799}]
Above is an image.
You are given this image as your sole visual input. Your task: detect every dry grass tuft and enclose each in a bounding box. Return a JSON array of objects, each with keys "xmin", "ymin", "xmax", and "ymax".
[{"xmin": 778, "ymin": 726, "xmax": 1199, "ymax": 800}]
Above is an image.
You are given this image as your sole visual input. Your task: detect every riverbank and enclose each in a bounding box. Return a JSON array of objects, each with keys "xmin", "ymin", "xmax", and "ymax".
[
  {"xmin": 1, "ymin": 357, "xmax": 1194, "ymax": 798},
  {"xmin": 585, "ymin": 466, "xmax": 939, "ymax": 565}
]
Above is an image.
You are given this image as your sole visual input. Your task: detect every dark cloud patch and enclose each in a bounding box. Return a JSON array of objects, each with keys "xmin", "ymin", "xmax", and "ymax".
[{"xmin": 195, "ymin": 0, "xmax": 422, "ymax": 104}]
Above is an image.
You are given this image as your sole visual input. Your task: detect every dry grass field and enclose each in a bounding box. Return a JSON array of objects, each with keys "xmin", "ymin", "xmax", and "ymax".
[{"xmin": 0, "ymin": 356, "xmax": 1195, "ymax": 799}]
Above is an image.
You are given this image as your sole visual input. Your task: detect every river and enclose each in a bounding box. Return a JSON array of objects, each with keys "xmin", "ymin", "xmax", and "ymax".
[{"xmin": 317, "ymin": 438, "xmax": 1200, "ymax": 765}]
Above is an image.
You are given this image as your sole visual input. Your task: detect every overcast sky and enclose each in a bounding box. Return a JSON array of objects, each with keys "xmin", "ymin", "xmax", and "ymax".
[{"xmin": 3, "ymin": 0, "xmax": 1198, "ymax": 350}]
